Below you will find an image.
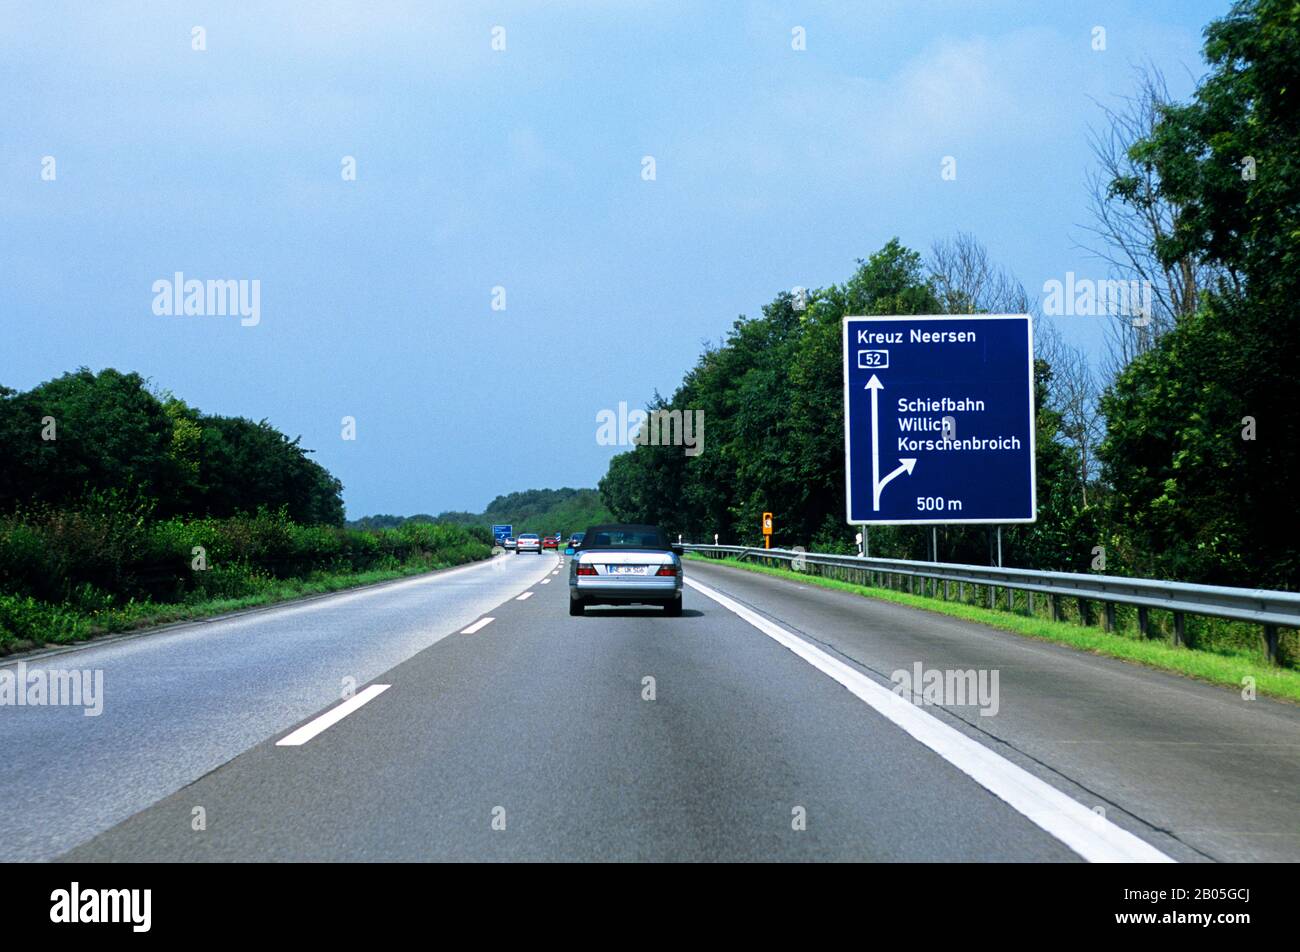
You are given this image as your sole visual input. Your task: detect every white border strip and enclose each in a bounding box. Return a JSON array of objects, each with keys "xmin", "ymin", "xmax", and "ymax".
[
  {"xmin": 276, "ymin": 684, "xmax": 391, "ymax": 747},
  {"xmin": 685, "ymin": 578, "xmax": 1174, "ymax": 863},
  {"xmin": 841, "ymin": 314, "xmax": 1037, "ymax": 525}
]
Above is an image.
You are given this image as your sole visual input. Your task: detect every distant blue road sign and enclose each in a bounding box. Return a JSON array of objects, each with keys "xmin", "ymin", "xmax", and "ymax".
[
  {"xmin": 843, "ymin": 315, "xmax": 1036, "ymax": 525},
  {"xmin": 491, "ymin": 524, "xmax": 513, "ymax": 541}
]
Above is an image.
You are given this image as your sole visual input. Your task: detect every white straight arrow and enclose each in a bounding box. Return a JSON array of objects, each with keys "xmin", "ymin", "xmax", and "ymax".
[{"xmin": 866, "ymin": 374, "xmax": 917, "ymax": 510}]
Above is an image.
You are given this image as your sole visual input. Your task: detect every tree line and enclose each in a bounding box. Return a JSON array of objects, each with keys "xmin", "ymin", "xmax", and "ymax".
[
  {"xmin": 350, "ymin": 487, "xmax": 614, "ymax": 537},
  {"xmin": 0, "ymin": 368, "xmax": 344, "ymax": 525},
  {"xmin": 599, "ymin": 0, "xmax": 1298, "ymax": 589}
]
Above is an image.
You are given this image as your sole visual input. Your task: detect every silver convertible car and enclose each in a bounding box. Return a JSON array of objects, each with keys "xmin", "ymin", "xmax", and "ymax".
[{"xmin": 568, "ymin": 524, "xmax": 683, "ymax": 616}]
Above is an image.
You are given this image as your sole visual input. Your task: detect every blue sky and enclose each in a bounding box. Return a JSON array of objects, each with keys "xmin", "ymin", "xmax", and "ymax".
[{"xmin": 0, "ymin": 1, "xmax": 1225, "ymax": 516}]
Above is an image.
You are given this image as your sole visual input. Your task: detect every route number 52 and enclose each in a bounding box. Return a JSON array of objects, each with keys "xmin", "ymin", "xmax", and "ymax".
[{"xmin": 857, "ymin": 349, "xmax": 889, "ymax": 369}]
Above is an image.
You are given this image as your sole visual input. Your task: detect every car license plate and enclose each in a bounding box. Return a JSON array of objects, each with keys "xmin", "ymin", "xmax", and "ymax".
[{"xmin": 610, "ymin": 565, "xmax": 646, "ymax": 575}]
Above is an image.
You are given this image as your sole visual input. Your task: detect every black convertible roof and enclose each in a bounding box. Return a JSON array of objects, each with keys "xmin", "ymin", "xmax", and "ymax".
[{"xmin": 580, "ymin": 524, "xmax": 670, "ymax": 550}]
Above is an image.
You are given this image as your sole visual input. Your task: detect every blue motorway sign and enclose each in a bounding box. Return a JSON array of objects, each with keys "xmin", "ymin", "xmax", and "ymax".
[
  {"xmin": 491, "ymin": 524, "xmax": 513, "ymax": 541},
  {"xmin": 842, "ymin": 315, "xmax": 1036, "ymax": 525}
]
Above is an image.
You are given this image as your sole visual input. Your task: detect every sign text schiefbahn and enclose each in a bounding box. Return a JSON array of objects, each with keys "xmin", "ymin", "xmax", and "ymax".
[{"xmin": 842, "ymin": 314, "xmax": 1036, "ymax": 526}]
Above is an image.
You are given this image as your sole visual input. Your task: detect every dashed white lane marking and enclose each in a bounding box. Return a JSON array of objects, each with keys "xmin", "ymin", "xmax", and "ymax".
[
  {"xmin": 684, "ymin": 577, "xmax": 1175, "ymax": 864},
  {"xmin": 541, "ymin": 579, "xmax": 551, "ymax": 585},
  {"xmin": 516, "ymin": 591, "xmax": 534, "ymax": 601},
  {"xmin": 276, "ymin": 684, "xmax": 391, "ymax": 747},
  {"xmin": 460, "ymin": 617, "xmax": 495, "ymax": 634}
]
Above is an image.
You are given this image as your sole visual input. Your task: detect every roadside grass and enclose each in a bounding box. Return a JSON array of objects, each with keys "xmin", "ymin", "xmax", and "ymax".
[
  {"xmin": 689, "ymin": 555, "xmax": 1300, "ymax": 704},
  {"xmin": 0, "ymin": 557, "xmax": 485, "ymax": 657}
]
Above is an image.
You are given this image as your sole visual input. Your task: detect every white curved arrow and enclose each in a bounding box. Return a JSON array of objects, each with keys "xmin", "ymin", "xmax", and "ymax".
[{"xmin": 866, "ymin": 374, "xmax": 917, "ymax": 510}]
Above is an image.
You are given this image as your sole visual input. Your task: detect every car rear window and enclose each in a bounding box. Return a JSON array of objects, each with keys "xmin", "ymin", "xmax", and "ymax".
[
  {"xmin": 519, "ymin": 534, "xmax": 539, "ymax": 539},
  {"xmin": 584, "ymin": 528, "xmax": 666, "ymax": 549}
]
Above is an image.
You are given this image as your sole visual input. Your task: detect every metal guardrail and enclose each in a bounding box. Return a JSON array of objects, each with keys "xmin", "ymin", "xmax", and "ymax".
[{"xmin": 682, "ymin": 544, "xmax": 1299, "ymax": 664}]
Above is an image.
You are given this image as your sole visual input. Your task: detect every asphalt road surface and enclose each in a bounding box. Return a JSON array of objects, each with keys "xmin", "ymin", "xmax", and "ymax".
[{"xmin": 4, "ymin": 553, "xmax": 1296, "ymax": 862}]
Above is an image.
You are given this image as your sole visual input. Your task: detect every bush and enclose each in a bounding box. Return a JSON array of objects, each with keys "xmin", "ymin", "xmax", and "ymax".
[
  {"xmin": 0, "ymin": 507, "xmax": 492, "ymax": 650},
  {"xmin": 0, "ymin": 594, "xmax": 89, "ymax": 646}
]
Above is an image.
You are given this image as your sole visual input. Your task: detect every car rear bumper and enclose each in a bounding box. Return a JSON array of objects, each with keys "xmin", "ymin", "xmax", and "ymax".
[{"xmin": 571, "ymin": 576, "xmax": 680, "ymax": 604}]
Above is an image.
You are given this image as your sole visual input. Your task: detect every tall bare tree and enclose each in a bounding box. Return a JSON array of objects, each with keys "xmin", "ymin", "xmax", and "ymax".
[
  {"xmin": 1078, "ymin": 65, "xmax": 1226, "ymax": 380},
  {"xmin": 928, "ymin": 232, "xmax": 1030, "ymax": 315},
  {"xmin": 1036, "ymin": 320, "xmax": 1104, "ymax": 505},
  {"xmin": 928, "ymin": 234, "xmax": 1103, "ymax": 505}
]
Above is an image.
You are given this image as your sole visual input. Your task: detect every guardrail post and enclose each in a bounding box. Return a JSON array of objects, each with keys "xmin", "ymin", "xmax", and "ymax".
[
  {"xmin": 1006, "ymin": 587, "xmax": 1014, "ymax": 611},
  {"xmin": 943, "ymin": 579, "xmax": 949, "ymax": 601},
  {"xmin": 1079, "ymin": 598, "xmax": 1092, "ymax": 627},
  {"xmin": 958, "ymin": 581, "xmax": 965, "ymax": 602},
  {"xmin": 1173, "ymin": 611, "xmax": 1184, "ymax": 647},
  {"xmin": 987, "ymin": 584, "xmax": 995, "ymax": 609},
  {"xmin": 1104, "ymin": 602, "xmax": 1115, "ymax": 632},
  {"xmin": 1049, "ymin": 595, "xmax": 1060, "ymax": 622},
  {"xmin": 1138, "ymin": 606, "xmax": 1150, "ymax": 638},
  {"xmin": 1027, "ymin": 591, "xmax": 1035, "ymax": 616},
  {"xmin": 1264, "ymin": 626, "xmax": 1278, "ymax": 665},
  {"xmin": 908, "ymin": 575, "xmax": 914, "ymax": 595}
]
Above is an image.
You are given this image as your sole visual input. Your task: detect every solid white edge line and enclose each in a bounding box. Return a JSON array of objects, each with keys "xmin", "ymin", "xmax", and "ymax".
[
  {"xmin": 276, "ymin": 684, "xmax": 391, "ymax": 747},
  {"xmin": 684, "ymin": 577, "xmax": 1175, "ymax": 864},
  {"xmin": 516, "ymin": 591, "xmax": 534, "ymax": 601},
  {"xmin": 460, "ymin": 617, "xmax": 495, "ymax": 634}
]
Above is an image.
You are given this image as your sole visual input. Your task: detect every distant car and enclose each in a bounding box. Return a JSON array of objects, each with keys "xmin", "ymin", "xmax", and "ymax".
[
  {"xmin": 516, "ymin": 533, "xmax": 542, "ymax": 554},
  {"xmin": 502, "ymin": 536, "xmax": 516, "ymax": 550},
  {"xmin": 542, "ymin": 536, "xmax": 558, "ymax": 550},
  {"xmin": 568, "ymin": 523, "xmax": 683, "ymax": 616}
]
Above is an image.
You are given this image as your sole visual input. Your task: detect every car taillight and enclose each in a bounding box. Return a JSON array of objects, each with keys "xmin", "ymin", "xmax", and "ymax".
[
  {"xmin": 576, "ymin": 565, "xmax": 597, "ymax": 576},
  {"xmin": 656, "ymin": 565, "xmax": 678, "ymax": 576}
]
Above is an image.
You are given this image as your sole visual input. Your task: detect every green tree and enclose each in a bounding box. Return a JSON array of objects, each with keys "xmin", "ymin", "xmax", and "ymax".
[
  {"xmin": 0, "ymin": 369, "xmax": 346, "ymax": 526},
  {"xmin": 196, "ymin": 415, "xmax": 344, "ymax": 525},
  {"xmin": 0, "ymin": 369, "xmax": 181, "ymax": 512},
  {"xmin": 1099, "ymin": 0, "xmax": 1299, "ymax": 586}
]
